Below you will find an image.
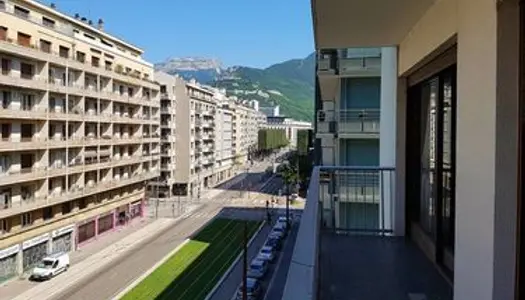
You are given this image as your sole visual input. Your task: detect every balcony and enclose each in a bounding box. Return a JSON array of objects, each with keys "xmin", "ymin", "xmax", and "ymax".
[
  {"xmin": 282, "ymin": 166, "xmax": 452, "ymax": 300},
  {"xmin": 316, "ymin": 109, "xmax": 380, "ymax": 137},
  {"xmin": 338, "ymin": 56, "xmax": 381, "ymax": 77},
  {"xmin": 0, "ymin": 171, "xmax": 157, "ymax": 219}
]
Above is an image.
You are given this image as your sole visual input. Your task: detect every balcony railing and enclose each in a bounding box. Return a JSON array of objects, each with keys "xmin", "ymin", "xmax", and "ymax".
[
  {"xmin": 282, "ymin": 166, "xmax": 395, "ymax": 300},
  {"xmin": 317, "ymin": 109, "xmax": 380, "ymax": 134}
]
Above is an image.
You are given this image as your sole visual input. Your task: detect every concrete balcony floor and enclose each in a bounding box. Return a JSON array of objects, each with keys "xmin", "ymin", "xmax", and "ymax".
[{"xmin": 319, "ymin": 233, "xmax": 453, "ymax": 300}]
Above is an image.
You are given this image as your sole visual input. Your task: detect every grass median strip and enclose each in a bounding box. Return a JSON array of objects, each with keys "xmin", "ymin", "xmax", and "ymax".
[{"xmin": 121, "ymin": 218, "xmax": 261, "ymax": 300}]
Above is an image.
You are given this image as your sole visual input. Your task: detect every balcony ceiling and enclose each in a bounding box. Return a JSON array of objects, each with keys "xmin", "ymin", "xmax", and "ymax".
[{"xmin": 312, "ymin": 0, "xmax": 436, "ymax": 49}]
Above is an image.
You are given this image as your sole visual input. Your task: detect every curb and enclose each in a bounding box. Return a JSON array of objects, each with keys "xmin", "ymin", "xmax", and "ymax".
[
  {"xmin": 204, "ymin": 220, "xmax": 266, "ymax": 300},
  {"xmin": 111, "ymin": 238, "xmax": 191, "ymax": 300}
]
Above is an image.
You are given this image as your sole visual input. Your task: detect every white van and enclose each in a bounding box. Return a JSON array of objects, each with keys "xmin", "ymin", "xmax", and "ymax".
[{"xmin": 31, "ymin": 252, "xmax": 70, "ymax": 280}]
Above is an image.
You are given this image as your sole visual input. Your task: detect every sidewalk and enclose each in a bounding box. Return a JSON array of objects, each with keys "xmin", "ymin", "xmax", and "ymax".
[
  {"xmin": 1, "ymin": 205, "xmax": 200, "ymax": 300},
  {"xmin": 8, "ymin": 218, "xmax": 177, "ymax": 300}
]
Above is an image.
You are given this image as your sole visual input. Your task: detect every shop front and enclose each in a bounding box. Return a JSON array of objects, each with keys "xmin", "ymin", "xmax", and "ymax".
[
  {"xmin": 77, "ymin": 218, "xmax": 96, "ymax": 245},
  {"xmin": 22, "ymin": 233, "xmax": 49, "ymax": 271},
  {"xmin": 0, "ymin": 244, "xmax": 19, "ymax": 283},
  {"xmin": 97, "ymin": 212, "xmax": 114, "ymax": 235},
  {"xmin": 51, "ymin": 224, "xmax": 75, "ymax": 253},
  {"xmin": 116, "ymin": 205, "xmax": 128, "ymax": 227},
  {"xmin": 129, "ymin": 200, "xmax": 143, "ymax": 220}
]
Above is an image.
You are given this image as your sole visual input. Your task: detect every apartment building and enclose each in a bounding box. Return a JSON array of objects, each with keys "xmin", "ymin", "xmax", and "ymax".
[
  {"xmin": 151, "ymin": 71, "xmax": 177, "ymax": 198},
  {"xmin": 0, "ymin": 0, "xmax": 160, "ymax": 281},
  {"xmin": 232, "ymin": 101, "xmax": 260, "ymax": 165},
  {"xmin": 314, "ymin": 47, "xmax": 394, "ymax": 230},
  {"xmin": 284, "ymin": 1, "xmax": 525, "ymax": 300},
  {"xmin": 213, "ymin": 92, "xmax": 235, "ymax": 183},
  {"xmin": 156, "ymin": 74, "xmax": 217, "ymax": 198}
]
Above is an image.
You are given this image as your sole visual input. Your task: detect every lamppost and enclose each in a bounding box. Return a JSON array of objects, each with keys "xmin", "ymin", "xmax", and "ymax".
[{"xmin": 242, "ymin": 220, "xmax": 248, "ymax": 300}]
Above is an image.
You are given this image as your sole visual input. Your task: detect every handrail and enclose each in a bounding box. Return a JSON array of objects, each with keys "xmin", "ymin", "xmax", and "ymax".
[{"xmin": 282, "ymin": 165, "xmax": 395, "ymax": 300}]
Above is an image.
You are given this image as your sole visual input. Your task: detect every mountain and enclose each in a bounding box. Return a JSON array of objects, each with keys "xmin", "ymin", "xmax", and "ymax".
[
  {"xmin": 154, "ymin": 53, "xmax": 315, "ymax": 121},
  {"xmin": 154, "ymin": 57, "xmax": 222, "ymax": 83}
]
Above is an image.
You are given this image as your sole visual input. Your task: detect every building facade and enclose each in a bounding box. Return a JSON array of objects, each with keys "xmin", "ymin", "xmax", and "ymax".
[
  {"xmin": 0, "ymin": 0, "xmax": 160, "ymax": 281},
  {"xmin": 315, "ymin": 47, "xmax": 396, "ymax": 230},
  {"xmin": 284, "ymin": 1, "xmax": 525, "ymax": 300}
]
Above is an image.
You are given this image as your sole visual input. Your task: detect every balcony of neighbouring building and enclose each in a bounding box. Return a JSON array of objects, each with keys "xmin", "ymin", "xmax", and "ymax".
[
  {"xmin": 316, "ymin": 109, "xmax": 380, "ymax": 138},
  {"xmin": 282, "ymin": 166, "xmax": 452, "ymax": 300}
]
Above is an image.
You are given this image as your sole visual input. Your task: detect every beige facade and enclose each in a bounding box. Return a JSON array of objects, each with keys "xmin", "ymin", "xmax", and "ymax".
[
  {"xmin": 312, "ymin": 0, "xmax": 523, "ymax": 299},
  {"xmin": 0, "ymin": 0, "xmax": 160, "ymax": 278},
  {"xmin": 154, "ymin": 72, "xmax": 264, "ymax": 198}
]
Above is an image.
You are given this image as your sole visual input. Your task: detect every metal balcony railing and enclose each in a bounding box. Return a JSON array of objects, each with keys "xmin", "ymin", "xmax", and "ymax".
[
  {"xmin": 282, "ymin": 166, "xmax": 395, "ymax": 300},
  {"xmin": 317, "ymin": 109, "xmax": 380, "ymax": 134}
]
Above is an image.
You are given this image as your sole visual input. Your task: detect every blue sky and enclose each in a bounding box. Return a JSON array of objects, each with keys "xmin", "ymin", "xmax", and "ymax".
[{"xmin": 50, "ymin": 0, "xmax": 314, "ymax": 68}]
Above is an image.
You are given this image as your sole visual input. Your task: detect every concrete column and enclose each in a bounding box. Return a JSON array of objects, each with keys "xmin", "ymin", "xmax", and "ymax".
[
  {"xmin": 379, "ymin": 47, "xmax": 397, "ymax": 234},
  {"xmin": 94, "ymin": 217, "xmax": 99, "ymax": 237},
  {"xmin": 16, "ymin": 245, "xmax": 23, "ymax": 276},
  {"xmin": 112, "ymin": 209, "xmax": 117, "ymax": 229}
]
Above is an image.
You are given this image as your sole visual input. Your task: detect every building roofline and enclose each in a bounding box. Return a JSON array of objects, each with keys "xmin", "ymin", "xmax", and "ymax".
[{"xmin": 28, "ymin": 0, "xmax": 144, "ymax": 54}]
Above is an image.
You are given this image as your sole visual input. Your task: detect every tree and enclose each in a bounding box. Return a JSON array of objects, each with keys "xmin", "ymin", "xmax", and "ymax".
[{"xmin": 280, "ymin": 162, "xmax": 299, "ymax": 226}]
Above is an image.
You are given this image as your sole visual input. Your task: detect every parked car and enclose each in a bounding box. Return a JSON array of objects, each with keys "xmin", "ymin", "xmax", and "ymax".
[
  {"xmin": 257, "ymin": 245, "xmax": 276, "ymax": 262},
  {"xmin": 235, "ymin": 277, "xmax": 262, "ymax": 300},
  {"xmin": 247, "ymin": 258, "xmax": 268, "ymax": 279},
  {"xmin": 31, "ymin": 252, "xmax": 70, "ymax": 280},
  {"xmin": 270, "ymin": 223, "xmax": 286, "ymax": 239},
  {"xmin": 265, "ymin": 236, "xmax": 282, "ymax": 251},
  {"xmin": 277, "ymin": 216, "xmax": 289, "ymax": 228}
]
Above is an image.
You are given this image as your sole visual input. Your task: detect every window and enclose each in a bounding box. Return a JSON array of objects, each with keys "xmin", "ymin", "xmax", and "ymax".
[
  {"xmin": 101, "ymin": 39, "xmax": 113, "ymax": 47},
  {"xmin": 160, "ymin": 85, "xmax": 167, "ymax": 93},
  {"xmin": 59, "ymin": 45, "xmax": 69, "ymax": 58},
  {"xmin": 62, "ymin": 202, "xmax": 71, "ymax": 214},
  {"xmin": 40, "ymin": 39, "xmax": 51, "ymax": 53},
  {"xmin": 0, "ymin": 26, "xmax": 6, "ymax": 41},
  {"xmin": 0, "ymin": 1, "xmax": 5, "ymax": 10},
  {"xmin": 21, "ymin": 212, "xmax": 32, "ymax": 227},
  {"xmin": 1, "ymin": 58, "xmax": 10, "ymax": 75},
  {"xmin": 43, "ymin": 207, "xmax": 53, "ymax": 220},
  {"xmin": 1, "ymin": 91, "xmax": 11, "ymax": 109},
  {"xmin": 79, "ymin": 198, "xmax": 87, "ymax": 209},
  {"xmin": 76, "ymin": 51, "xmax": 86, "ymax": 63},
  {"xmin": 42, "ymin": 17, "xmax": 55, "ymax": 28},
  {"xmin": 20, "ymin": 63, "xmax": 33, "ymax": 79},
  {"xmin": 14, "ymin": 5, "xmax": 29, "ymax": 19},
  {"xmin": 0, "ymin": 218, "xmax": 10, "ymax": 235},
  {"xmin": 17, "ymin": 32, "xmax": 31, "ymax": 47},
  {"xmin": 91, "ymin": 56, "xmax": 100, "ymax": 67},
  {"xmin": 84, "ymin": 33, "xmax": 96, "ymax": 40},
  {"xmin": 105, "ymin": 60, "xmax": 112, "ymax": 71},
  {"xmin": 104, "ymin": 53, "xmax": 114, "ymax": 59},
  {"xmin": 21, "ymin": 93, "xmax": 33, "ymax": 110}
]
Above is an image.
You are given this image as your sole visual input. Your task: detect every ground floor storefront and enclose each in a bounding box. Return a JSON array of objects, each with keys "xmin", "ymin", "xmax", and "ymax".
[{"xmin": 0, "ymin": 198, "xmax": 145, "ymax": 283}]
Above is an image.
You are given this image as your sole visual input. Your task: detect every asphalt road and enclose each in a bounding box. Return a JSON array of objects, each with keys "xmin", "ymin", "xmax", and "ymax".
[
  {"xmin": 51, "ymin": 170, "xmax": 284, "ymax": 300},
  {"xmin": 208, "ymin": 210, "xmax": 299, "ymax": 300}
]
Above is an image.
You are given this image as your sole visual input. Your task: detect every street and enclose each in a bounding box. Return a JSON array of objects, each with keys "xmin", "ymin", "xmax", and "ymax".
[
  {"xmin": 52, "ymin": 175, "xmax": 284, "ymax": 300},
  {"xmin": 0, "ymin": 157, "xmax": 289, "ymax": 300}
]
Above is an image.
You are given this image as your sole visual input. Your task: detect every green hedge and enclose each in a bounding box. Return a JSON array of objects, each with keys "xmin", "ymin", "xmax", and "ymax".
[
  {"xmin": 257, "ymin": 129, "xmax": 288, "ymax": 151},
  {"xmin": 297, "ymin": 130, "xmax": 309, "ymax": 155}
]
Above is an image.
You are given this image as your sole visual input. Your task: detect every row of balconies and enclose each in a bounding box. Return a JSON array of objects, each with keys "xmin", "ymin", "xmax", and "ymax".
[
  {"xmin": 0, "ymin": 155, "xmax": 160, "ymax": 187},
  {"xmin": 0, "ymin": 69, "xmax": 160, "ymax": 107},
  {"xmin": 0, "ymin": 169, "xmax": 159, "ymax": 219},
  {"xmin": 316, "ymin": 109, "xmax": 380, "ymax": 135},
  {"xmin": 0, "ymin": 135, "xmax": 160, "ymax": 152},
  {"xmin": 0, "ymin": 105, "xmax": 160, "ymax": 124},
  {"xmin": 0, "ymin": 31, "xmax": 159, "ymax": 90}
]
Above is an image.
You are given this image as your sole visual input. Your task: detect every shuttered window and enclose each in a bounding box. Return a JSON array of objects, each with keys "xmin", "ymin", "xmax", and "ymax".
[
  {"xmin": 0, "ymin": 26, "xmax": 7, "ymax": 41},
  {"xmin": 17, "ymin": 32, "xmax": 31, "ymax": 47}
]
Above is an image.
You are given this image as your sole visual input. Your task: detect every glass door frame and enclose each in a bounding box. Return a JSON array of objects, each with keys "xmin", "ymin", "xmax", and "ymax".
[{"xmin": 405, "ymin": 62, "xmax": 457, "ymax": 281}]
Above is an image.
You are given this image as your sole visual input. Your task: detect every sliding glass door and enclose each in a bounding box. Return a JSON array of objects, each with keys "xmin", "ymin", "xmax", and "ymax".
[{"xmin": 407, "ymin": 65, "xmax": 456, "ymax": 279}]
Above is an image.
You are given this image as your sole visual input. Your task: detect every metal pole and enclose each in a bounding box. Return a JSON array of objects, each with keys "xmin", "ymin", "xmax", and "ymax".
[
  {"xmin": 242, "ymin": 220, "xmax": 248, "ymax": 300},
  {"xmin": 286, "ymin": 180, "xmax": 290, "ymax": 227}
]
